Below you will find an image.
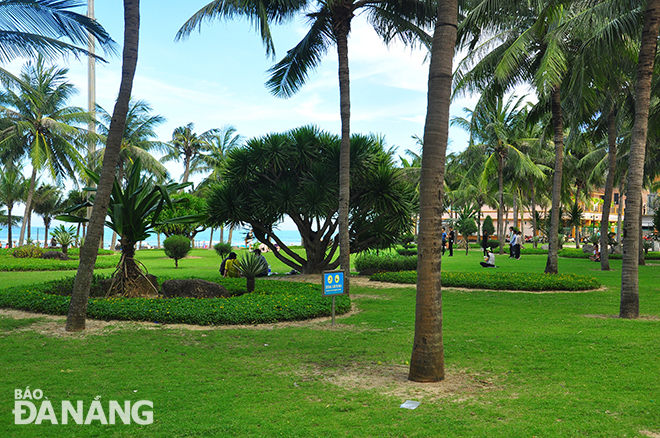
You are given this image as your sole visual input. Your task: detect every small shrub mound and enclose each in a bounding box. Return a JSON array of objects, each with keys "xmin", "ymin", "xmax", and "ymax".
[
  {"xmin": 355, "ymin": 253, "xmax": 418, "ymax": 274},
  {"xmin": 0, "ymin": 276, "xmax": 351, "ymax": 325},
  {"xmin": 11, "ymin": 245, "xmax": 45, "ymax": 258},
  {"xmin": 163, "ymin": 235, "xmax": 191, "ymax": 268},
  {"xmin": 369, "ymin": 270, "xmax": 600, "ymax": 291}
]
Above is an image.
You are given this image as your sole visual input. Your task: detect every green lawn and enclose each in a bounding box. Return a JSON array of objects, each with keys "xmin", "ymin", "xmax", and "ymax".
[{"xmin": 0, "ymin": 249, "xmax": 658, "ymax": 437}]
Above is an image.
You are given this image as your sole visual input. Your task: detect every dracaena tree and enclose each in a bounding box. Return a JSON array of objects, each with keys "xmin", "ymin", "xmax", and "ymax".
[
  {"xmin": 177, "ymin": 0, "xmax": 434, "ymax": 288},
  {"xmin": 59, "ymin": 159, "xmax": 205, "ymax": 297}
]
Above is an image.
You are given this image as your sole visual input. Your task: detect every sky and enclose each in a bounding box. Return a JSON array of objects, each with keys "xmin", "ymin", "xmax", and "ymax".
[{"xmin": 4, "ymin": 0, "xmax": 479, "ymax": 231}]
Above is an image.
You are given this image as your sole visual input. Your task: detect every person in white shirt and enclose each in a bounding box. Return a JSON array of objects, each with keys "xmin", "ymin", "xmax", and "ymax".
[{"xmin": 480, "ymin": 249, "xmax": 496, "ymax": 268}]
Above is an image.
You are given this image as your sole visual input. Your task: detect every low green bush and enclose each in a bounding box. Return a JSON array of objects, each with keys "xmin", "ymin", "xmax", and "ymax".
[
  {"xmin": 395, "ymin": 248, "xmax": 417, "ymax": 256},
  {"xmin": 354, "ymin": 253, "xmax": 418, "ymax": 273},
  {"xmin": 10, "ymin": 245, "xmax": 45, "ymax": 258},
  {"xmin": 557, "ymin": 248, "xmax": 660, "ymax": 260},
  {"xmin": 0, "ymin": 276, "xmax": 351, "ymax": 325},
  {"xmin": 370, "ymin": 270, "xmax": 600, "ymax": 291},
  {"xmin": 520, "ymin": 247, "xmax": 548, "ymax": 255},
  {"xmin": 0, "ymin": 254, "xmax": 119, "ymax": 271}
]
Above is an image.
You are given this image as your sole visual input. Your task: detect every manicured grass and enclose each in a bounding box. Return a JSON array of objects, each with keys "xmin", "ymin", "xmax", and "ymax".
[{"xmin": 0, "ymin": 248, "xmax": 659, "ymax": 437}]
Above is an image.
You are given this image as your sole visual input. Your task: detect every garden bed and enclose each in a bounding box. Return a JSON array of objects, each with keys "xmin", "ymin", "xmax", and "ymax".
[
  {"xmin": 0, "ymin": 275, "xmax": 351, "ymax": 325},
  {"xmin": 369, "ymin": 270, "xmax": 600, "ymax": 291}
]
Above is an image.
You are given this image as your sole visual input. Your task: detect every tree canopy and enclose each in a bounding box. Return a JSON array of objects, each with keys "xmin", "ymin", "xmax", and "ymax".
[{"xmin": 206, "ymin": 125, "xmax": 416, "ymax": 274}]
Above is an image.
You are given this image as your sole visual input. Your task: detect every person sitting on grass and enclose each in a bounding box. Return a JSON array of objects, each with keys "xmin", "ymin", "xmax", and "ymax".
[
  {"xmin": 253, "ymin": 248, "xmax": 269, "ymax": 277},
  {"xmin": 480, "ymin": 249, "xmax": 496, "ymax": 268},
  {"xmin": 223, "ymin": 252, "xmax": 241, "ymax": 278},
  {"xmin": 590, "ymin": 244, "xmax": 601, "ymax": 262}
]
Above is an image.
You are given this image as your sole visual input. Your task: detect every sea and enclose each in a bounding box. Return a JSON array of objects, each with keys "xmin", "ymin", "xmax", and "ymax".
[{"xmin": 0, "ymin": 225, "xmax": 303, "ymax": 250}]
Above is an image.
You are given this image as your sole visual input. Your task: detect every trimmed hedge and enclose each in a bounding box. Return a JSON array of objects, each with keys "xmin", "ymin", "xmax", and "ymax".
[
  {"xmin": 355, "ymin": 253, "xmax": 418, "ymax": 273},
  {"xmin": 0, "ymin": 254, "xmax": 119, "ymax": 271},
  {"xmin": 0, "ymin": 276, "xmax": 351, "ymax": 325},
  {"xmin": 369, "ymin": 270, "xmax": 600, "ymax": 291},
  {"xmin": 558, "ymin": 248, "xmax": 660, "ymax": 260}
]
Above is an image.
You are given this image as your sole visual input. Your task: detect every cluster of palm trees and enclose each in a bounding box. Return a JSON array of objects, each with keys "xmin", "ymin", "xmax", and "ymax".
[{"xmin": 0, "ymin": 54, "xmax": 241, "ymax": 248}]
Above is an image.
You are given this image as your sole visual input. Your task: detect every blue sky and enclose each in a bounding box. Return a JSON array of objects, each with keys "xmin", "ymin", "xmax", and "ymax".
[
  {"xmin": 23, "ymin": 0, "xmax": 474, "ymax": 174},
  {"xmin": 4, "ymin": 0, "xmax": 479, "ymax": 234}
]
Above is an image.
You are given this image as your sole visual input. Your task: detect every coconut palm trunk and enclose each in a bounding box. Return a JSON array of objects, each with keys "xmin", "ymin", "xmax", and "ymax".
[
  {"xmin": 531, "ymin": 181, "xmax": 538, "ymax": 248},
  {"xmin": 600, "ymin": 107, "xmax": 617, "ymax": 271},
  {"xmin": 620, "ymin": 0, "xmax": 660, "ymax": 319},
  {"xmin": 544, "ymin": 85, "xmax": 564, "ymax": 274},
  {"xmin": 334, "ymin": 14, "xmax": 351, "ymax": 292},
  {"xmin": 66, "ymin": 0, "xmax": 140, "ymax": 332},
  {"xmin": 18, "ymin": 168, "xmax": 38, "ymax": 246},
  {"xmin": 497, "ymin": 153, "xmax": 504, "ymax": 254},
  {"xmin": 408, "ymin": 0, "xmax": 456, "ymax": 382}
]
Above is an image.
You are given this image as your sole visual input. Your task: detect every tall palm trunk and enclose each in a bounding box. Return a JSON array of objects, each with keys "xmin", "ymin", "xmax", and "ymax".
[
  {"xmin": 334, "ymin": 11, "xmax": 351, "ymax": 292},
  {"xmin": 66, "ymin": 0, "xmax": 140, "ymax": 331},
  {"xmin": 545, "ymin": 85, "xmax": 565, "ymax": 274},
  {"xmin": 600, "ymin": 107, "xmax": 617, "ymax": 271},
  {"xmin": 531, "ymin": 181, "xmax": 538, "ymax": 248},
  {"xmin": 208, "ymin": 227, "xmax": 214, "ymax": 248},
  {"xmin": 18, "ymin": 168, "xmax": 37, "ymax": 246},
  {"xmin": 7, "ymin": 204, "xmax": 14, "ymax": 248},
  {"xmin": 616, "ymin": 178, "xmax": 624, "ymax": 244},
  {"xmin": 638, "ymin": 196, "xmax": 645, "ymax": 266},
  {"xmin": 497, "ymin": 154, "xmax": 504, "ymax": 254},
  {"xmin": 228, "ymin": 225, "xmax": 234, "ymax": 246},
  {"xmin": 408, "ymin": 0, "xmax": 456, "ymax": 382},
  {"xmin": 620, "ymin": 0, "xmax": 660, "ymax": 318}
]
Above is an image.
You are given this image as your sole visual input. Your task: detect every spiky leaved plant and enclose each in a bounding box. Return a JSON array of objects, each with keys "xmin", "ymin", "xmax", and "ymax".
[{"xmin": 237, "ymin": 252, "xmax": 268, "ymax": 293}]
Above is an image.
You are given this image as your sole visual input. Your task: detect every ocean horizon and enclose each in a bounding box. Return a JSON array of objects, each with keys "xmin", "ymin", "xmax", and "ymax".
[{"xmin": 0, "ymin": 225, "xmax": 303, "ymax": 250}]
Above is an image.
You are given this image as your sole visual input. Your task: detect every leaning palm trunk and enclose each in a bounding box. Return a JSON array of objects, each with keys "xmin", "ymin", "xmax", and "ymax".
[
  {"xmin": 335, "ymin": 18, "xmax": 351, "ymax": 293},
  {"xmin": 620, "ymin": 0, "xmax": 660, "ymax": 318},
  {"xmin": 545, "ymin": 85, "xmax": 565, "ymax": 274},
  {"xmin": 600, "ymin": 107, "xmax": 617, "ymax": 271},
  {"xmin": 66, "ymin": 0, "xmax": 140, "ymax": 332},
  {"xmin": 409, "ymin": 0, "xmax": 457, "ymax": 382}
]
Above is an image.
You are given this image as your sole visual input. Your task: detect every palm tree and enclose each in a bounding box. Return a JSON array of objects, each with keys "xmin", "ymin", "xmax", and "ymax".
[
  {"xmin": 620, "ymin": 0, "xmax": 660, "ymax": 319},
  {"xmin": 0, "ymin": 0, "xmax": 114, "ymax": 63},
  {"xmin": 161, "ymin": 123, "xmax": 212, "ymax": 185},
  {"xmin": 455, "ymin": 0, "xmax": 578, "ymax": 273},
  {"xmin": 32, "ymin": 183, "xmax": 64, "ymax": 246},
  {"xmin": 0, "ymin": 162, "xmax": 24, "ymax": 248},
  {"xmin": 452, "ymin": 94, "xmax": 544, "ymax": 254},
  {"xmin": 0, "ymin": 55, "xmax": 93, "ymax": 246},
  {"xmin": 177, "ymin": 0, "xmax": 434, "ymax": 290},
  {"xmin": 408, "ymin": 0, "xmax": 457, "ymax": 383},
  {"xmin": 94, "ymin": 98, "xmax": 169, "ymax": 183},
  {"xmin": 196, "ymin": 125, "xmax": 242, "ymax": 246},
  {"xmin": 66, "ymin": 0, "xmax": 140, "ymax": 332}
]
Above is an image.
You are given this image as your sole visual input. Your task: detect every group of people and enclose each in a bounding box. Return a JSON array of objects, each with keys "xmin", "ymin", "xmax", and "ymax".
[
  {"xmin": 219, "ymin": 249, "xmax": 269, "ymax": 278},
  {"xmin": 508, "ymin": 227, "xmax": 523, "ymax": 260},
  {"xmin": 479, "ymin": 226, "xmax": 524, "ymax": 268}
]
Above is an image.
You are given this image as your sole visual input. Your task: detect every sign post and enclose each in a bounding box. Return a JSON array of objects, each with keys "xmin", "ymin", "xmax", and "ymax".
[{"xmin": 322, "ymin": 270, "xmax": 346, "ymax": 326}]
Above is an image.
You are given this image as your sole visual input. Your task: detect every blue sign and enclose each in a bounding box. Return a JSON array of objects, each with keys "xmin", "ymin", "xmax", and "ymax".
[{"xmin": 323, "ymin": 270, "xmax": 345, "ymax": 296}]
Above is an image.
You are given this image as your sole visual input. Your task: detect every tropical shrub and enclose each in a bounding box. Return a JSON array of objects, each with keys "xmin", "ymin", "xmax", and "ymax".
[
  {"xmin": 0, "ymin": 277, "xmax": 351, "ymax": 325},
  {"xmin": 51, "ymin": 225, "xmax": 76, "ymax": 255},
  {"xmin": 214, "ymin": 242, "xmax": 232, "ymax": 258},
  {"xmin": 163, "ymin": 235, "xmax": 191, "ymax": 268},
  {"xmin": 11, "ymin": 244, "xmax": 44, "ymax": 258},
  {"xmin": 370, "ymin": 270, "xmax": 600, "ymax": 291},
  {"xmin": 237, "ymin": 252, "xmax": 268, "ymax": 292}
]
